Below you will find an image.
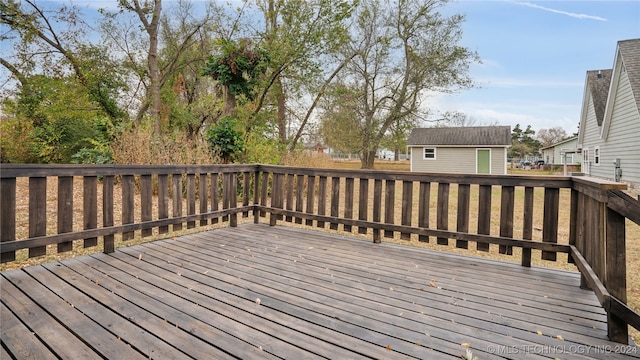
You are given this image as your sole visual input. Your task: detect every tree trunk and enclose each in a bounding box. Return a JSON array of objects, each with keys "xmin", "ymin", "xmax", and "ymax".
[
  {"xmin": 275, "ymin": 77, "xmax": 287, "ymax": 144},
  {"xmin": 394, "ymin": 147, "xmax": 399, "ymax": 161},
  {"xmin": 223, "ymin": 88, "xmax": 236, "ymax": 117},
  {"xmin": 360, "ymin": 150, "xmax": 376, "ymax": 169}
]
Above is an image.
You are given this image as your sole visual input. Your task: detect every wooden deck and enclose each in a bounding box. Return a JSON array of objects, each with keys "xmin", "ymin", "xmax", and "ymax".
[{"xmin": 1, "ymin": 224, "xmax": 638, "ymax": 359}]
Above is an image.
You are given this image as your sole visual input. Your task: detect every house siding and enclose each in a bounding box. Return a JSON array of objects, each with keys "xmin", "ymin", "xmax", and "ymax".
[
  {"xmin": 595, "ymin": 69, "xmax": 640, "ymax": 186},
  {"xmin": 410, "ymin": 147, "xmax": 507, "ymax": 174}
]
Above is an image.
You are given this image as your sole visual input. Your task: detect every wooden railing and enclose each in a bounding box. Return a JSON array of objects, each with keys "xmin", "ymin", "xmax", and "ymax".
[{"xmin": 1, "ymin": 164, "xmax": 638, "ymax": 344}]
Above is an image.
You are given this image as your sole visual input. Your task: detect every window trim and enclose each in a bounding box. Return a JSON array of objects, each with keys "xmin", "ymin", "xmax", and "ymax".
[{"xmin": 423, "ymin": 147, "xmax": 436, "ymax": 160}]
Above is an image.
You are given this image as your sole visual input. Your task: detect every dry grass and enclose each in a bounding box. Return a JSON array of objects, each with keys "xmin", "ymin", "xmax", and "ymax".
[{"xmin": 3, "ymin": 157, "xmax": 639, "ymax": 343}]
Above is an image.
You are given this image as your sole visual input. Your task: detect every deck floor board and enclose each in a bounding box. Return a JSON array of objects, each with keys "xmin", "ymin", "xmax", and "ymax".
[{"xmin": 2, "ymin": 223, "xmax": 638, "ymax": 359}]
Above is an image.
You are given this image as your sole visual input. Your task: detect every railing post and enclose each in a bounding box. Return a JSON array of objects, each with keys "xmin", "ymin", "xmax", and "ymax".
[
  {"xmin": 372, "ymin": 179, "xmax": 382, "ymax": 243},
  {"xmin": 29, "ymin": 177, "xmax": 47, "ymax": 258},
  {"xmin": 103, "ymin": 175, "xmax": 114, "ymax": 253},
  {"xmin": 606, "ymin": 206, "xmax": 628, "ymax": 344},
  {"xmin": 1, "ymin": 177, "xmax": 17, "ymax": 262},
  {"xmin": 253, "ymin": 169, "xmax": 261, "ymax": 224}
]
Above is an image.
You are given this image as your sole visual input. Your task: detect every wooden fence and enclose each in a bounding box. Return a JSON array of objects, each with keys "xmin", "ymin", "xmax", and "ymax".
[{"xmin": 1, "ymin": 164, "xmax": 639, "ymax": 344}]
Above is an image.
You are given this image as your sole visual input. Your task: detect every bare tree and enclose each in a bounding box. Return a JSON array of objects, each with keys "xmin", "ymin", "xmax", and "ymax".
[{"xmin": 537, "ymin": 126, "xmax": 568, "ymax": 147}]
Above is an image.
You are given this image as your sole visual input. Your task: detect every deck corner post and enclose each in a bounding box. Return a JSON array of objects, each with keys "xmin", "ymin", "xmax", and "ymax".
[
  {"xmin": 253, "ymin": 170, "xmax": 261, "ymax": 224},
  {"xmin": 605, "ymin": 205, "xmax": 628, "ymax": 343}
]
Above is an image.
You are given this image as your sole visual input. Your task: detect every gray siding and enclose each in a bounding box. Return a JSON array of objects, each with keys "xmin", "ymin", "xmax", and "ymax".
[
  {"xmin": 410, "ymin": 147, "xmax": 506, "ymax": 174},
  {"xmin": 594, "ymin": 69, "xmax": 640, "ymax": 186}
]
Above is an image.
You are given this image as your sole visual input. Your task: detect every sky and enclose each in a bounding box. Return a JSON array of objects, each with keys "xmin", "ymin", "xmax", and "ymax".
[
  {"xmin": 8, "ymin": 0, "xmax": 640, "ymax": 135},
  {"xmin": 434, "ymin": 0, "xmax": 640, "ymax": 134}
]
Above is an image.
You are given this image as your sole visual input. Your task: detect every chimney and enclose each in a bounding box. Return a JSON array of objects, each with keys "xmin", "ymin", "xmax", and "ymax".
[{"xmin": 597, "ymin": 70, "xmax": 603, "ymax": 79}]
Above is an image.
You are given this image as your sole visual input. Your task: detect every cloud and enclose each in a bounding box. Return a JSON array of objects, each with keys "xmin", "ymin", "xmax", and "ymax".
[{"xmin": 510, "ymin": 1, "xmax": 608, "ymax": 21}]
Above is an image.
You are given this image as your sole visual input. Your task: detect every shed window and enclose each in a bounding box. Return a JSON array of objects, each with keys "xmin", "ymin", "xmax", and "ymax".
[
  {"xmin": 423, "ymin": 148, "xmax": 436, "ymax": 160},
  {"xmin": 594, "ymin": 146, "xmax": 600, "ymax": 165}
]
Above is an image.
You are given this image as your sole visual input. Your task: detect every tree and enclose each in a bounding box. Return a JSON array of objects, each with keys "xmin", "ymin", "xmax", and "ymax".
[
  {"xmin": 205, "ymin": 116, "xmax": 245, "ymax": 163},
  {"xmin": 509, "ymin": 123, "xmax": 541, "ymax": 159},
  {"xmin": 537, "ymin": 126, "xmax": 568, "ymax": 147},
  {"xmin": 328, "ymin": 0, "xmax": 479, "ymax": 168}
]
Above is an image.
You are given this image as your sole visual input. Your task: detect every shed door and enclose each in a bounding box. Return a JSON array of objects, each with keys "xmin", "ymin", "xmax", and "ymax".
[{"xmin": 477, "ymin": 149, "xmax": 491, "ymax": 174}]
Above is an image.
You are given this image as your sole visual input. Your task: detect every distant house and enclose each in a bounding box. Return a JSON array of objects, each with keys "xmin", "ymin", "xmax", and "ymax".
[
  {"xmin": 407, "ymin": 126, "xmax": 512, "ymax": 174},
  {"xmin": 577, "ymin": 39, "xmax": 640, "ymax": 188},
  {"xmin": 540, "ymin": 136, "xmax": 580, "ymax": 165}
]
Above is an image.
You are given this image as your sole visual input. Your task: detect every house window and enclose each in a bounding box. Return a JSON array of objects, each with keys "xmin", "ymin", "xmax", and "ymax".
[
  {"xmin": 594, "ymin": 146, "xmax": 600, "ymax": 165},
  {"xmin": 423, "ymin": 148, "xmax": 436, "ymax": 160},
  {"xmin": 583, "ymin": 148, "xmax": 589, "ymax": 163}
]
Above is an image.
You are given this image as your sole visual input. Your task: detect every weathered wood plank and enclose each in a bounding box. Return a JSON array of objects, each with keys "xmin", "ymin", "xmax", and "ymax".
[
  {"xmin": 317, "ymin": 176, "xmax": 327, "ymax": 228},
  {"xmin": 400, "ymin": 180, "xmax": 412, "ymax": 240},
  {"xmin": 157, "ymin": 174, "xmax": 169, "ymax": 233},
  {"xmin": 103, "ymin": 176, "xmax": 114, "ymax": 253},
  {"xmin": 418, "ymin": 181, "xmax": 431, "ymax": 243},
  {"xmin": 358, "ymin": 178, "xmax": 369, "ymax": 234},
  {"xmin": 83, "ymin": 176, "xmax": 98, "ymax": 247},
  {"xmin": 122, "ymin": 174, "xmax": 135, "ymax": 241},
  {"xmin": 541, "ymin": 187, "xmax": 560, "ymax": 261},
  {"xmin": 499, "ymin": 185, "xmax": 514, "ymax": 255},
  {"xmin": 1, "ymin": 301, "xmax": 55, "ymax": 359},
  {"xmin": 384, "ymin": 179, "xmax": 396, "ymax": 238},
  {"xmin": 456, "ymin": 183, "xmax": 470, "ymax": 249},
  {"xmin": 29, "ymin": 177, "xmax": 47, "ymax": 258},
  {"xmin": 286, "ymin": 173, "xmax": 295, "ymax": 222},
  {"xmin": 305, "ymin": 175, "xmax": 315, "ymax": 227},
  {"xmin": 436, "ymin": 183, "xmax": 449, "ymax": 245},
  {"xmin": 522, "ymin": 186, "xmax": 534, "ymax": 267},
  {"xmin": 0, "ymin": 177, "xmax": 16, "ymax": 262},
  {"xmin": 343, "ymin": 177, "xmax": 354, "ymax": 232},
  {"xmin": 57, "ymin": 176, "xmax": 74, "ymax": 253},
  {"xmin": 211, "ymin": 173, "xmax": 219, "ymax": 224},
  {"xmin": 140, "ymin": 174, "xmax": 153, "ymax": 237},
  {"xmin": 330, "ymin": 177, "xmax": 340, "ymax": 230},
  {"xmin": 477, "ymin": 184, "xmax": 492, "ymax": 252},
  {"xmin": 260, "ymin": 172, "xmax": 268, "ymax": 218},
  {"xmin": 199, "ymin": 173, "xmax": 209, "ymax": 226},
  {"xmin": 172, "ymin": 174, "xmax": 183, "ymax": 231},
  {"xmin": 243, "ymin": 171, "xmax": 251, "ymax": 218},
  {"xmin": 606, "ymin": 207, "xmax": 628, "ymax": 344},
  {"xmin": 186, "ymin": 173, "xmax": 196, "ymax": 229},
  {"xmin": 295, "ymin": 174, "xmax": 305, "ymax": 224}
]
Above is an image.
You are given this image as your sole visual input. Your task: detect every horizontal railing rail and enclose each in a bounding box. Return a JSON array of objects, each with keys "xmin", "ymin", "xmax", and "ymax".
[{"xmin": 0, "ymin": 164, "xmax": 638, "ymax": 344}]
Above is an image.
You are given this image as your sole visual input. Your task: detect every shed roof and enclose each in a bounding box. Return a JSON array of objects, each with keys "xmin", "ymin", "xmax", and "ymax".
[
  {"xmin": 617, "ymin": 39, "xmax": 640, "ymax": 115},
  {"xmin": 407, "ymin": 126, "xmax": 512, "ymax": 146}
]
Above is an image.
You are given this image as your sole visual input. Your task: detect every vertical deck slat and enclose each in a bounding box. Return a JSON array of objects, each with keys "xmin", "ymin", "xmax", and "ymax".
[
  {"xmin": 243, "ymin": 171, "xmax": 250, "ymax": 218},
  {"xmin": 541, "ymin": 187, "xmax": 559, "ymax": 261},
  {"xmin": 358, "ymin": 178, "xmax": 369, "ymax": 234},
  {"xmin": 158, "ymin": 174, "xmax": 169, "ymax": 234},
  {"xmin": 295, "ymin": 174, "xmax": 304, "ymax": 224},
  {"xmin": 254, "ymin": 170, "xmax": 261, "ymax": 223},
  {"xmin": 330, "ymin": 177, "xmax": 340, "ymax": 230},
  {"xmin": 522, "ymin": 187, "xmax": 534, "ymax": 267},
  {"xmin": 373, "ymin": 179, "xmax": 382, "ymax": 243},
  {"xmin": 172, "ymin": 174, "xmax": 183, "ymax": 232},
  {"xmin": 200, "ymin": 173, "xmax": 209, "ymax": 226},
  {"xmin": 286, "ymin": 174, "xmax": 294, "ymax": 222},
  {"xmin": 499, "ymin": 185, "xmax": 515, "ymax": 255},
  {"xmin": 436, "ymin": 183, "xmax": 449, "ymax": 245},
  {"xmin": 141, "ymin": 175, "xmax": 152, "ymax": 237},
  {"xmin": 606, "ymin": 206, "xmax": 628, "ymax": 344},
  {"xmin": 344, "ymin": 177, "xmax": 354, "ymax": 232},
  {"xmin": 122, "ymin": 175, "xmax": 135, "ymax": 241},
  {"xmin": 418, "ymin": 182, "xmax": 431, "ymax": 243},
  {"xmin": 305, "ymin": 176, "xmax": 315, "ymax": 227},
  {"xmin": 270, "ymin": 173, "xmax": 282, "ymax": 226},
  {"xmin": 0, "ymin": 178, "xmax": 16, "ymax": 262},
  {"xmin": 477, "ymin": 184, "xmax": 492, "ymax": 252},
  {"xmin": 260, "ymin": 172, "xmax": 269, "ymax": 218},
  {"xmin": 384, "ymin": 180, "xmax": 395, "ymax": 238},
  {"xmin": 317, "ymin": 176, "xmax": 327, "ymax": 228},
  {"xmin": 400, "ymin": 181, "xmax": 412, "ymax": 240},
  {"xmin": 211, "ymin": 173, "xmax": 219, "ymax": 224},
  {"xmin": 456, "ymin": 183, "xmax": 470, "ymax": 249},
  {"xmin": 29, "ymin": 177, "xmax": 47, "ymax": 257},
  {"xmin": 57, "ymin": 176, "xmax": 74, "ymax": 253},
  {"xmin": 83, "ymin": 176, "xmax": 98, "ymax": 247},
  {"xmin": 567, "ymin": 188, "xmax": 579, "ymax": 264},
  {"xmin": 186, "ymin": 174, "xmax": 196, "ymax": 229},
  {"xmin": 222, "ymin": 173, "xmax": 230, "ymax": 222},
  {"xmin": 229, "ymin": 172, "xmax": 238, "ymax": 226},
  {"xmin": 103, "ymin": 176, "xmax": 114, "ymax": 253}
]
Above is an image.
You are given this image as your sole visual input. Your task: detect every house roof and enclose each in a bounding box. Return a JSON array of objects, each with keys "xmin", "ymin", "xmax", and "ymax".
[
  {"xmin": 407, "ymin": 126, "xmax": 512, "ymax": 146},
  {"xmin": 586, "ymin": 69, "xmax": 613, "ymax": 126},
  {"xmin": 540, "ymin": 136, "xmax": 578, "ymax": 151},
  {"xmin": 601, "ymin": 38, "xmax": 640, "ymax": 140},
  {"xmin": 618, "ymin": 39, "xmax": 640, "ymax": 113}
]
